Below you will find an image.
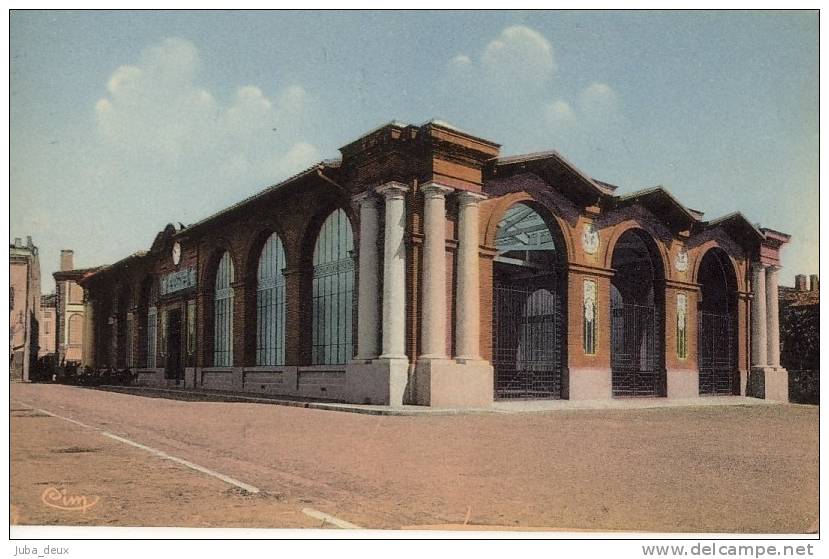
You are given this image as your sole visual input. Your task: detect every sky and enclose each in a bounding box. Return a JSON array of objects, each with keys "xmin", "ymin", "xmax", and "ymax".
[{"xmin": 10, "ymin": 10, "xmax": 818, "ymax": 290}]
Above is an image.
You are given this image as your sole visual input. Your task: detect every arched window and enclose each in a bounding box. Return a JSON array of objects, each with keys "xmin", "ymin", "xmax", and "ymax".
[
  {"xmin": 213, "ymin": 251, "xmax": 234, "ymax": 367},
  {"xmin": 312, "ymin": 209, "xmax": 355, "ymax": 365},
  {"xmin": 68, "ymin": 314, "xmax": 83, "ymax": 345},
  {"xmin": 256, "ymin": 234, "xmax": 286, "ymax": 366},
  {"xmin": 141, "ymin": 277, "xmax": 158, "ymax": 368}
]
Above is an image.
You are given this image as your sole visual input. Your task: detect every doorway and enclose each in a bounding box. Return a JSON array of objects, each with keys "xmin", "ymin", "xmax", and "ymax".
[
  {"xmin": 610, "ymin": 229, "xmax": 666, "ymax": 397},
  {"xmin": 492, "ymin": 203, "xmax": 566, "ymax": 400},
  {"xmin": 165, "ymin": 308, "xmax": 183, "ymax": 382},
  {"xmin": 697, "ymin": 248, "xmax": 738, "ymax": 395}
]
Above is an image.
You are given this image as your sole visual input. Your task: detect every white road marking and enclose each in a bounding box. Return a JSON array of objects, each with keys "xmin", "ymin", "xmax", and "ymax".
[
  {"xmin": 13, "ymin": 400, "xmax": 260, "ymax": 495},
  {"xmin": 302, "ymin": 507, "xmax": 362, "ymax": 529},
  {"xmin": 16, "ymin": 401, "xmax": 96, "ymax": 430},
  {"xmin": 101, "ymin": 432, "xmax": 260, "ymax": 494}
]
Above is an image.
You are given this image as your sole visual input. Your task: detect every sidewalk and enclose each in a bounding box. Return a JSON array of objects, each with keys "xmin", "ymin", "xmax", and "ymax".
[{"xmin": 92, "ymin": 385, "xmax": 779, "ymax": 416}]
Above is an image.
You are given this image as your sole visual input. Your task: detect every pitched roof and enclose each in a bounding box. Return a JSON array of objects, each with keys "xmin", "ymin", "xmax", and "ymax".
[
  {"xmin": 614, "ymin": 186, "xmax": 699, "ymax": 229},
  {"xmin": 178, "ymin": 160, "xmax": 340, "ymax": 236}
]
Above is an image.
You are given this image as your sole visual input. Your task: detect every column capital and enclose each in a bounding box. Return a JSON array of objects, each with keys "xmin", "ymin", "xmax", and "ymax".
[
  {"xmin": 751, "ymin": 261, "xmax": 768, "ymax": 272},
  {"xmin": 352, "ymin": 190, "xmax": 380, "ymax": 207},
  {"xmin": 457, "ymin": 190, "xmax": 487, "ymax": 207},
  {"xmin": 376, "ymin": 181, "xmax": 410, "ymax": 200},
  {"xmin": 421, "ymin": 181, "xmax": 454, "ymax": 199}
]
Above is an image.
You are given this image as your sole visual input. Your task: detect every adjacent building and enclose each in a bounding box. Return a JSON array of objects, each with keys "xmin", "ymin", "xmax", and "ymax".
[
  {"xmin": 52, "ymin": 250, "xmax": 97, "ymax": 366},
  {"xmin": 78, "ymin": 120, "xmax": 791, "ymax": 406},
  {"xmin": 779, "ymin": 274, "xmax": 819, "ymax": 383},
  {"xmin": 10, "ymin": 236, "xmax": 41, "ymax": 381},
  {"xmin": 39, "ymin": 293, "xmax": 56, "ymax": 358}
]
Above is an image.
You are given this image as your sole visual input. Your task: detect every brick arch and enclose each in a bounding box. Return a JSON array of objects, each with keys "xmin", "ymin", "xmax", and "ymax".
[
  {"xmin": 200, "ymin": 242, "xmax": 239, "ymax": 367},
  {"xmin": 688, "ymin": 236, "xmax": 748, "ymax": 294},
  {"xmin": 242, "ymin": 228, "xmax": 289, "ymax": 366},
  {"xmin": 243, "ymin": 227, "xmax": 290, "ymax": 289},
  {"xmin": 298, "ymin": 202, "xmax": 358, "ymax": 271},
  {"xmin": 482, "ymin": 191, "xmax": 575, "ymax": 264},
  {"xmin": 691, "ymin": 241, "xmax": 745, "ymax": 293},
  {"xmin": 602, "ymin": 221, "xmax": 671, "ymax": 280},
  {"xmin": 200, "ymin": 239, "xmax": 239, "ymax": 291},
  {"xmin": 300, "ymin": 204, "xmax": 357, "ymax": 366}
]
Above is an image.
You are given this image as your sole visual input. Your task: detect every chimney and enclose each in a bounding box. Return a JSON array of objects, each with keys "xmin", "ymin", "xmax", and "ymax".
[
  {"xmin": 60, "ymin": 249, "xmax": 74, "ymax": 272},
  {"xmin": 795, "ymin": 274, "xmax": 808, "ymax": 291},
  {"xmin": 13, "ymin": 237, "xmax": 21, "ymax": 247},
  {"xmin": 810, "ymin": 274, "xmax": 819, "ymax": 292},
  {"xmin": 26, "ymin": 235, "xmax": 33, "ymax": 247}
]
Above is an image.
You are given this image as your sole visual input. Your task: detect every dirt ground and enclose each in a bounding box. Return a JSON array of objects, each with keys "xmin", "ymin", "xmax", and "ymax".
[{"xmin": 10, "ymin": 383, "xmax": 819, "ymax": 533}]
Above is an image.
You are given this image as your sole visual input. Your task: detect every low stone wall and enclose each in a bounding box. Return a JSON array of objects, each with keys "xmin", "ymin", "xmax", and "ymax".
[
  {"xmin": 134, "ymin": 368, "xmax": 165, "ymax": 386},
  {"xmin": 138, "ymin": 365, "xmax": 347, "ymax": 401}
]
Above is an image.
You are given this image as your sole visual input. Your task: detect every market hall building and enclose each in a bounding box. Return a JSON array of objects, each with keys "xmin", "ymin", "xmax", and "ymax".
[{"xmin": 78, "ymin": 121, "xmax": 791, "ymax": 407}]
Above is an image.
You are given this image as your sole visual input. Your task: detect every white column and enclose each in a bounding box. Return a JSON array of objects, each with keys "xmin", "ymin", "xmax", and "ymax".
[
  {"xmin": 765, "ymin": 265, "xmax": 781, "ymax": 369},
  {"xmin": 751, "ymin": 263, "xmax": 768, "ymax": 368},
  {"xmin": 455, "ymin": 191, "xmax": 486, "ymax": 361},
  {"xmin": 377, "ymin": 182, "xmax": 409, "ymax": 360},
  {"xmin": 353, "ymin": 192, "xmax": 381, "ymax": 360},
  {"xmin": 420, "ymin": 182, "xmax": 453, "ymax": 359}
]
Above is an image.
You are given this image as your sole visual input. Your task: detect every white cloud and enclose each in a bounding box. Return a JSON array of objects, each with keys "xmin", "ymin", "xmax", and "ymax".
[
  {"xmin": 440, "ymin": 25, "xmax": 556, "ymax": 105},
  {"xmin": 264, "ymin": 141, "xmax": 320, "ymax": 178},
  {"xmin": 544, "ymin": 99, "xmax": 576, "ymax": 125},
  {"xmin": 578, "ymin": 82, "xmax": 619, "ymax": 117},
  {"xmin": 436, "ymin": 26, "xmax": 623, "ymax": 153},
  {"xmin": 481, "ymin": 25, "xmax": 555, "ymax": 92},
  {"xmin": 94, "ymin": 37, "xmax": 318, "ymax": 179}
]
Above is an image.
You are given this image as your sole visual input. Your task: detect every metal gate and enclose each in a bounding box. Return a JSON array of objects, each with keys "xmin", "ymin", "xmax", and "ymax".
[
  {"xmin": 611, "ymin": 303, "xmax": 663, "ymax": 397},
  {"xmin": 698, "ymin": 312, "xmax": 735, "ymax": 395},
  {"xmin": 493, "ymin": 277, "xmax": 562, "ymax": 399}
]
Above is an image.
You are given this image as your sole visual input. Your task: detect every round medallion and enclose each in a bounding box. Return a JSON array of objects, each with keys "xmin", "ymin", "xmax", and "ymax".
[
  {"xmin": 675, "ymin": 250, "xmax": 689, "ymax": 272},
  {"xmin": 172, "ymin": 242, "xmax": 182, "ymax": 266},
  {"xmin": 581, "ymin": 223, "xmax": 599, "ymax": 254}
]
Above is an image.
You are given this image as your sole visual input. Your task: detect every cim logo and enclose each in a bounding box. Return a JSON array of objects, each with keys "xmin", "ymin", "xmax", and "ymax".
[{"xmin": 41, "ymin": 487, "xmax": 99, "ymax": 513}]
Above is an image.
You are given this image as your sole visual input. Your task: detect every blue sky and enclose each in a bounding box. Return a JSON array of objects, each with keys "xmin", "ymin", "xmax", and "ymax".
[{"xmin": 10, "ymin": 10, "xmax": 818, "ymax": 289}]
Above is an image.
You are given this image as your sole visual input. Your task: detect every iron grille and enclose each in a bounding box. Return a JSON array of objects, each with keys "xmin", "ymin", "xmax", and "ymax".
[
  {"xmin": 698, "ymin": 312, "xmax": 735, "ymax": 395},
  {"xmin": 493, "ymin": 277, "xmax": 562, "ymax": 399},
  {"xmin": 611, "ymin": 303, "xmax": 663, "ymax": 397}
]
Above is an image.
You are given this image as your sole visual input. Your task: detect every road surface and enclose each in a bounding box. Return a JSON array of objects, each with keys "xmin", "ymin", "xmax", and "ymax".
[{"xmin": 10, "ymin": 383, "xmax": 819, "ymax": 532}]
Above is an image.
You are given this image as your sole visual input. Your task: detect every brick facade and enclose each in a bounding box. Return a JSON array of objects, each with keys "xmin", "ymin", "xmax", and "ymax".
[{"xmin": 79, "ymin": 120, "xmax": 790, "ymax": 405}]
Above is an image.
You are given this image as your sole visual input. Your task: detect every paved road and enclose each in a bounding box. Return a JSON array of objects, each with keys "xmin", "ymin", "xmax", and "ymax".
[{"xmin": 11, "ymin": 383, "xmax": 819, "ymax": 532}]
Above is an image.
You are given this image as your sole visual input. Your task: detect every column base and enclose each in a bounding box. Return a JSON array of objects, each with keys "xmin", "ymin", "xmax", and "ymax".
[
  {"xmin": 565, "ymin": 367, "xmax": 612, "ymax": 400},
  {"xmin": 747, "ymin": 366, "xmax": 789, "ymax": 402},
  {"xmin": 413, "ymin": 357, "xmax": 493, "ymax": 407},
  {"xmin": 345, "ymin": 357, "xmax": 409, "ymax": 406},
  {"xmin": 667, "ymin": 368, "xmax": 699, "ymax": 399}
]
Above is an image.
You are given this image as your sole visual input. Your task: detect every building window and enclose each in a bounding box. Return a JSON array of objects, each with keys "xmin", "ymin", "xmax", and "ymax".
[
  {"xmin": 186, "ymin": 299, "xmax": 196, "ymax": 357},
  {"xmin": 677, "ymin": 292, "xmax": 688, "ymax": 359},
  {"xmin": 583, "ymin": 279, "xmax": 597, "ymax": 355},
  {"xmin": 213, "ymin": 251, "xmax": 234, "ymax": 367},
  {"xmin": 159, "ymin": 309, "xmax": 167, "ymax": 360},
  {"xmin": 68, "ymin": 313, "xmax": 83, "ymax": 345},
  {"xmin": 147, "ymin": 306, "xmax": 157, "ymax": 368},
  {"xmin": 312, "ymin": 209, "xmax": 355, "ymax": 365},
  {"xmin": 125, "ymin": 314, "xmax": 134, "ymax": 367},
  {"xmin": 69, "ymin": 283, "xmax": 84, "ymax": 304},
  {"xmin": 111, "ymin": 317, "xmax": 118, "ymax": 366},
  {"xmin": 256, "ymin": 234, "xmax": 286, "ymax": 366}
]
